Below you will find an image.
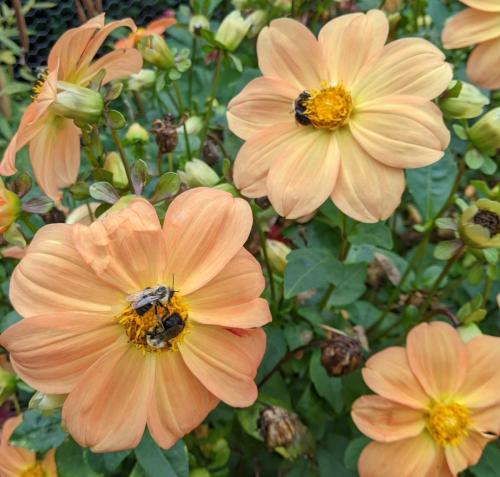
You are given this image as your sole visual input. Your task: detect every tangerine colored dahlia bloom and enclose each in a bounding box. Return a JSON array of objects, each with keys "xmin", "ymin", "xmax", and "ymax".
[
  {"xmin": 115, "ymin": 16, "xmax": 176, "ymax": 49},
  {"xmin": 442, "ymin": 0, "xmax": 500, "ymax": 90},
  {"xmin": 352, "ymin": 322, "xmax": 500, "ymax": 477},
  {"xmin": 228, "ymin": 10, "xmax": 452, "ymax": 222},
  {"xmin": 0, "ymin": 188, "xmax": 271, "ymax": 452},
  {"xmin": 0, "ymin": 416, "xmax": 57, "ymax": 477},
  {"xmin": 0, "ymin": 14, "xmax": 142, "ymax": 201}
]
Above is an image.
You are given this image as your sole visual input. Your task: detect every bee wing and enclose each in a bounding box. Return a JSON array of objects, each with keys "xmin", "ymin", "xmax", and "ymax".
[{"xmin": 134, "ymin": 295, "xmax": 161, "ymax": 308}]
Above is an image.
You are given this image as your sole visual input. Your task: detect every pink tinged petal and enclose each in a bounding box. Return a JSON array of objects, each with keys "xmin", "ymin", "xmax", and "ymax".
[
  {"xmin": 147, "ymin": 17, "xmax": 177, "ymax": 34},
  {"xmin": 81, "ymin": 48, "xmax": 143, "ymax": 85},
  {"xmin": 267, "ymin": 130, "xmax": 339, "ymax": 219},
  {"xmin": 186, "ymin": 248, "xmax": 271, "ymax": 328},
  {"xmin": 233, "ymin": 122, "xmax": 302, "ymax": 198},
  {"xmin": 62, "ymin": 343, "xmax": 155, "ymax": 452},
  {"xmin": 257, "ymin": 18, "xmax": 327, "ymax": 90},
  {"xmin": 445, "ymin": 431, "xmax": 490, "ymax": 476},
  {"xmin": 353, "ymin": 38, "xmax": 453, "ymax": 101},
  {"xmin": 29, "ymin": 116, "xmax": 80, "ymax": 201},
  {"xmin": 0, "ymin": 312, "xmax": 121, "ymax": 394},
  {"xmin": 351, "ymin": 95, "xmax": 450, "ymax": 169},
  {"xmin": 73, "ymin": 199, "xmax": 167, "ymax": 294},
  {"xmin": 0, "ymin": 416, "xmax": 36, "ymax": 477},
  {"xmin": 162, "ymin": 188, "xmax": 253, "ymax": 295},
  {"xmin": 458, "ymin": 335, "xmax": 500, "ymax": 409},
  {"xmin": 461, "ymin": 0, "xmax": 500, "ymax": 11},
  {"xmin": 147, "ymin": 351, "xmax": 219, "ymax": 449},
  {"xmin": 9, "ymin": 223, "xmax": 123, "ymax": 317},
  {"xmin": 358, "ymin": 435, "xmax": 448, "ymax": 477},
  {"xmin": 362, "ymin": 347, "xmax": 429, "ymax": 410},
  {"xmin": 406, "ymin": 322, "xmax": 468, "ymax": 400},
  {"xmin": 467, "ymin": 37, "xmax": 500, "ymax": 90},
  {"xmin": 442, "ymin": 8, "xmax": 500, "ymax": 49},
  {"xmin": 319, "ymin": 10, "xmax": 389, "ymax": 87},
  {"xmin": 331, "ymin": 129, "xmax": 404, "ymax": 223},
  {"xmin": 180, "ymin": 325, "xmax": 265, "ymax": 407},
  {"xmin": 227, "ymin": 77, "xmax": 299, "ymax": 140},
  {"xmin": 352, "ymin": 395, "xmax": 426, "ymax": 442}
]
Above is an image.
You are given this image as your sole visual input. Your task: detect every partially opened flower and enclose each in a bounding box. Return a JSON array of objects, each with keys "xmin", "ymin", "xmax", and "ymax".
[
  {"xmin": 0, "ymin": 178, "xmax": 20, "ymax": 234},
  {"xmin": 0, "ymin": 188, "xmax": 271, "ymax": 452},
  {"xmin": 442, "ymin": 0, "xmax": 500, "ymax": 90},
  {"xmin": 0, "ymin": 14, "xmax": 142, "ymax": 200},
  {"xmin": 352, "ymin": 322, "xmax": 500, "ymax": 477},
  {"xmin": 459, "ymin": 198, "xmax": 500, "ymax": 248},
  {"xmin": 228, "ymin": 10, "xmax": 451, "ymax": 222},
  {"xmin": 115, "ymin": 16, "xmax": 176, "ymax": 49},
  {"xmin": 0, "ymin": 416, "xmax": 57, "ymax": 477}
]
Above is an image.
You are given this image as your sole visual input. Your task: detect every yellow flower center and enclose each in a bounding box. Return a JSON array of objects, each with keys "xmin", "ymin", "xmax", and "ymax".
[
  {"xmin": 31, "ymin": 68, "xmax": 48, "ymax": 100},
  {"xmin": 134, "ymin": 28, "xmax": 147, "ymax": 44},
  {"xmin": 427, "ymin": 402, "xmax": 471, "ymax": 446},
  {"xmin": 295, "ymin": 82, "xmax": 352, "ymax": 130},
  {"xmin": 19, "ymin": 463, "xmax": 46, "ymax": 477},
  {"xmin": 117, "ymin": 286, "xmax": 191, "ymax": 353}
]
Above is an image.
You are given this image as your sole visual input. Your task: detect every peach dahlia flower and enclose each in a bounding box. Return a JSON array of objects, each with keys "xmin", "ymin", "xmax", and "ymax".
[
  {"xmin": 352, "ymin": 322, "xmax": 500, "ymax": 477},
  {"xmin": 228, "ymin": 10, "xmax": 452, "ymax": 222},
  {"xmin": 0, "ymin": 416, "xmax": 57, "ymax": 477},
  {"xmin": 115, "ymin": 16, "xmax": 176, "ymax": 49},
  {"xmin": 0, "ymin": 14, "xmax": 142, "ymax": 201},
  {"xmin": 0, "ymin": 188, "xmax": 271, "ymax": 452},
  {"xmin": 442, "ymin": 0, "xmax": 500, "ymax": 90}
]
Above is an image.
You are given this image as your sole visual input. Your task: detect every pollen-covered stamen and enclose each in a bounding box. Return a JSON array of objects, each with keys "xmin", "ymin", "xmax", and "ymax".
[
  {"xmin": 427, "ymin": 402, "xmax": 470, "ymax": 446},
  {"xmin": 473, "ymin": 210, "xmax": 500, "ymax": 237},
  {"xmin": 294, "ymin": 82, "xmax": 352, "ymax": 130},
  {"xmin": 31, "ymin": 68, "xmax": 48, "ymax": 100},
  {"xmin": 20, "ymin": 463, "xmax": 46, "ymax": 477}
]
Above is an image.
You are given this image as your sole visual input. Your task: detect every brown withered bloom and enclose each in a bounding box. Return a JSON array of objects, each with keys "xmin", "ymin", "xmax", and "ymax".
[
  {"xmin": 320, "ymin": 332, "xmax": 362, "ymax": 377},
  {"xmin": 151, "ymin": 113, "xmax": 179, "ymax": 153},
  {"xmin": 259, "ymin": 406, "xmax": 297, "ymax": 449}
]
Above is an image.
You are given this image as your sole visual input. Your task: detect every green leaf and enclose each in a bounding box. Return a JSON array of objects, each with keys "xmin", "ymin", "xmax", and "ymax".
[
  {"xmin": 256, "ymin": 326, "xmax": 287, "ymax": 382},
  {"xmin": 465, "ymin": 149, "xmax": 485, "ymax": 169},
  {"xmin": 318, "ymin": 433, "xmax": 355, "ymax": 477},
  {"xmin": 0, "ymin": 310, "xmax": 21, "ymax": 332},
  {"xmin": 86, "ymin": 449, "xmax": 130, "ymax": 474},
  {"xmin": 309, "ymin": 350, "xmax": 343, "ymax": 414},
  {"xmin": 89, "ymin": 182, "xmax": 120, "ymax": 204},
  {"xmin": 343, "ymin": 436, "xmax": 370, "ymax": 471},
  {"xmin": 56, "ymin": 438, "xmax": 100, "ymax": 477},
  {"xmin": 348, "ymin": 222, "xmax": 393, "ymax": 249},
  {"xmin": 470, "ymin": 443, "xmax": 500, "ymax": 477},
  {"xmin": 452, "ymin": 124, "xmax": 467, "ymax": 140},
  {"xmin": 106, "ymin": 109, "xmax": 127, "ymax": 129},
  {"xmin": 434, "ymin": 240, "xmax": 462, "ymax": 260},
  {"xmin": 328, "ymin": 262, "xmax": 367, "ymax": 307},
  {"xmin": 131, "ymin": 159, "xmax": 149, "ymax": 195},
  {"xmin": 150, "ymin": 172, "xmax": 180, "ymax": 203},
  {"xmin": 10, "ymin": 409, "xmax": 66, "ymax": 453}
]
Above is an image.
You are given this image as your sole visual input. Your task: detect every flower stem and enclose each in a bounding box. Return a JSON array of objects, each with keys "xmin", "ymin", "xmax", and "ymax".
[
  {"xmin": 188, "ymin": 36, "xmax": 197, "ymax": 113},
  {"xmin": 110, "ymin": 128, "xmax": 134, "ymax": 194},
  {"xmin": 254, "ymin": 208, "xmax": 276, "ymax": 304},
  {"xmin": 156, "ymin": 148, "xmax": 163, "ymax": 175}
]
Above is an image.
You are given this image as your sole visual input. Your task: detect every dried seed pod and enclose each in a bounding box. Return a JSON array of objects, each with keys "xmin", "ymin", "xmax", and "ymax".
[
  {"xmin": 152, "ymin": 114, "xmax": 178, "ymax": 154},
  {"xmin": 320, "ymin": 333, "xmax": 362, "ymax": 377},
  {"xmin": 258, "ymin": 406, "xmax": 296, "ymax": 449}
]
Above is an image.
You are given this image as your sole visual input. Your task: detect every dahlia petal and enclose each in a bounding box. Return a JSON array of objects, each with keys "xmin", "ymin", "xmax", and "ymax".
[
  {"xmin": 82, "ymin": 48, "xmax": 143, "ymax": 85},
  {"xmin": 461, "ymin": 0, "xmax": 500, "ymax": 11},
  {"xmin": 227, "ymin": 77, "xmax": 299, "ymax": 140},
  {"xmin": 406, "ymin": 322, "xmax": 467, "ymax": 400},
  {"xmin": 0, "ymin": 312, "xmax": 121, "ymax": 394},
  {"xmin": 470, "ymin": 405, "xmax": 500, "ymax": 437},
  {"xmin": 352, "ymin": 395, "xmax": 425, "ymax": 442},
  {"xmin": 467, "ymin": 37, "xmax": 500, "ymax": 90},
  {"xmin": 233, "ymin": 122, "xmax": 301, "ymax": 198},
  {"xmin": 445, "ymin": 431, "xmax": 490, "ymax": 476},
  {"xmin": 351, "ymin": 95, "xmax": 449, "ymax": 168},
  {"xmin": 257, "ymin": 18, "xmax": 327, "ymax": 90},
  {"xmin": 0, "ymin": 416, "xmax": 36, "ymax": 476},
  {"xmin": 442, "ymin": 8, "xmax": 500, "ymax": 49},
  {"xmin": 9, "ymin": 223, "xmax": 123, "ymax": 318},
  {"xmin": 362, "ymin": 347, "xmax": 429, "ymax": 409},
  {"xmin": 319, "ymin": 10, "xmax": 388, "ymax": 87},
  {"xmin": 147, "ymin": 17, "xmax": 177, "ymax": 34},
  {"xmin": 267, "ymin": 130, "xmax": 339, "ymax": 219},
  {"xmin": 353, "ymin": 38, "xmax": 452, "ymax": 101},
  {"xmin": 186, "ymin": 249, "xmax": 271, "ymax": 328},
  {"xmin": 180, "ymin": 325, "xmax": 265, "ymax": 407},
  {"xmin": 162, "ymin": 188, "xmax": 252, "ymax": 295},
  {"xmin": 62, "ymin": 343, "xmax": 155, "ymax": 452},
  {"xmin": 147, "ymin": 351, "xmax": 219, "ymax": 449},
  {"xmin": 331, "ymin": 129, "xmax": 404, "ymax": 223},
  {"xmin": 42, "ymin": 450, "xmax": 58, "ymax": 477}
]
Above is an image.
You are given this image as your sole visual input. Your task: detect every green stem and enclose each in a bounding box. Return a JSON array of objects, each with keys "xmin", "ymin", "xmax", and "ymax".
[
  {"xmin": 86, "ymin": 202, "xmax": 95, "ymax": 223},
  {"xmin": 254, "ymin": 208, "xmax": 276, "ymax": 304},
  {"xmin": 182, "ymin": 122, "xmax": 192, "ymax": 161},
  {"xmin": 168, "ymin": 152, "xmax": 174, "ymax": 173},
  {"xmin": 188, "ymin": 36, "xmax": 197, "ymax": 113},
  {"xmin": 319, "ymin": 284, "xmax": 335, "ymax": 312},
  {"xmin": 173, "ymin": 82, "xmax": 185, "ymax": 114},
  {"xmin": 482, "ymin": 275, "xmax": 492, "ymax": 307},
  {"xmin": 156, "ymin": 148, "xmax": 163, "ymax": 175},
  {"xmin": 110, "ymin": 128, "xmax": 134, "ymax": 193}
]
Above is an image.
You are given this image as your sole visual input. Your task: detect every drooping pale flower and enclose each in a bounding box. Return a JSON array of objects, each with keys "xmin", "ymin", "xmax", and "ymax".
[
  {"xmin": 0, "ymin": 188, "xmax": 271, "ymax": 452},
  {"xmin": 439, "ymin": 80, "xmax": 489, "ymax": 119},
  {"xmin": 0, "ymin": 416, "xmax": 57, "ymax": 477},
  {"xmin": 0, "ymin": 14, "xmax": 142, "ymax": 200},
  {"xmin": 442, "ymin": 0, "xmax": 500, "ymax": 90},
  {"xmin": 352, "ymin": 322, "xmax": 500, "ymax": 477},
  {"xmin": 115, "ymin": 16, "xmax": 176, "ymax": 49},
  {"xmin": 228, "ymin": 10, "xmax": 452, "ymax": 222}
]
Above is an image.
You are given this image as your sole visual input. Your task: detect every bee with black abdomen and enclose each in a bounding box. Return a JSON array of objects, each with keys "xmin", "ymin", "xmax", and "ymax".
[
  {"xmin": 145, "ymin": 312, "xmax": 185, "ymax": 349},
  {"xmin": 293, "ymin": 91, "xmax": 311, "ymax": 126},
  {"xmin": 126, "ymin": 284, "xmax": 174, "ymax": 316}
]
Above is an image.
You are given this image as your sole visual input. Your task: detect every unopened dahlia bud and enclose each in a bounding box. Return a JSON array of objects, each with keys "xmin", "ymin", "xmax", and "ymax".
[
  {"xmin": 458, "ymin": 323, "xmax": 482, "ymax": 343},
  {"xmin": 320, "ymin": 333, "xmax": 362, "ymax": 377},
  {"xmin": 213, "ymin": 183, "xmax": 239, "ymax": 196},
  {"xmin": 246, "ymin": 10, "xmax": 267, "ymax": 38},
  {"xmin": 179, "ymin": 159, "xmax": 220, "ymax": 188},
  {"xmin": 459, "ymin": 199, "xmax": 500, "ymax": 249},
  {"xmin": 66, "ymin": 203, "xmax": 99, "ymax": 225},
  {"xmin": 152, "ymin": 114, "xmax": 178, "ymax": 153},
  {"xmin": 440, "ymin": 81, "xmax": 489, "ymax": 119},
  {"xmin": 265, "ymin": 239, "xmax": 291, "ymax": 276},
  {"xmin": 189, "ymin": 15, "xmax": 210, "ymax": 34},
  {"xmin": 215, "ymin": 11, "xmax": 250, "ymax": 52},
  {"xmin": 51, "ymin": 82, "xmax": 103, "ymax": 124},
  {"xmin": 104, "ymin": 152, "xmax": 129, "ymax": 189},
  {"xmin": 469, "ymin": 108, "xmax": 500, "ymax": 155},
  {"xmin": 29, "ymin": 391, "xmax": 66, "ymax": 413},
  {"xmin": 179, "ymin": 116, "xmax": 203, "ymax": 136},
  {"xmin": 259, "ymin": 406, "xmax": 296, "ymax": 449},
  {"xmin": 126, "ymin": 122, "xmax": 149, "ymax": 143},
  {"xmin": 0, "ymin": 178, "xmax": 20, "ymax": 233},
  {"xmin": 128, "ymin": 69, "xmax": 156, "ymax": 91},
  {"xmin": 138, "ymin": 34, "xmax": 174, "ymax": 70},
  {"xmin": 0, "ymin": 367, "xmax": 16, "ymax": 404}
]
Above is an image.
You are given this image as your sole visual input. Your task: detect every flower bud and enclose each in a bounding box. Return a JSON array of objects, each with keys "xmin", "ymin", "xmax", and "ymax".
[
  {"xmin": 258, "ymin": 406, "xmax": 296, "ymax": 449},
  {"xmin": 128, "ymin": 69, "xmax": 156, "ymax": 91},
  {"xmin": 265, "ymin": 239, "xmax": 291, "ymax": 276},
  {"xmin": 126, "ymin": 122, "xmax": 149, "ymax": 143},
  {"xmin": 66, "ymin": 203, "xmax": 99, "ymax": 225},
  {"xmin": 104, "ymin": 152, "xmax": 129, "ymax": 189},
  {"xmin": 458, "ymin": 323, "xmax": 482, "ymax": 343},
  {"xmin": 0, "ymin": 179, "xmax": 20, "ymax": 233},
  {"xmin": 138, "ymin": 34, "xmax": 175, "ymax": 70},
  {"xmin": 189, "ymin": 15, "xmax": 210, "ymax": 35},
  {"xmin": 246, "ymin": 10, "xmax": 267, "ymax": 38},
  {"xmin": 0, "ymin": 367, "xmax": 16, "ymax": 404},
  {"xmin": 179, "ymin": 159, "xmax": 220, "ymax": 188},
  {"xmin": 215, "ymin": 11, "xmax": 250, "ymax": 52},
  {"xmin": 213, "ymin": 183, "xmax": 239, "ymax": 196},
  {"xmin": 178, "ymin": 116, "xmax": 203, "ymax": 136},
  {"xmin": 459, "ymin": 198, "xmax": 500, "ymax": 249},
  {"xmin": 29, "ymin": 391, "xmax": 66, "ymax": 413},
  {"xmin": 51, "ymin": 82, "xmax": 103, "ymax": 124},
  {"xmin": 232, "ymin": 0, "xmax": 248, "ymax": 10},
  {"xmin": 469, "ymin": 107, "xmax": 500, "ymax": 155},
  {"xmin": 320, "ymin": 333, "xmax": 362, "ymax": 377},
  {"xmin": 440, "ymin": 81, "xmax": 489, "ymax": 119}
]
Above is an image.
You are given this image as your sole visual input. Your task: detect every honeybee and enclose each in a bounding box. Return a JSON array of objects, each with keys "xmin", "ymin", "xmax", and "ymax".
[
  {"xmin": 126, "ymin": 284, "xmax": 174, "ymax": 316},
  {"xmin": 293, "ymin": 91, "xmax": 311, "ymax": 126},
  {"xmin": 145, "ymin": 312, "xmax": 185, "ymax": 349}
]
